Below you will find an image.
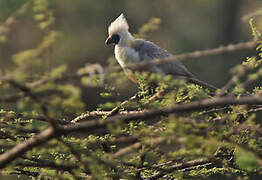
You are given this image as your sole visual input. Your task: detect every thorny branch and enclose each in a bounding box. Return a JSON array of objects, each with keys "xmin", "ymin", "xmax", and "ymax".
[{"xmin": 0, "ymin": 93, "xmax": 262, "ymax": 169}]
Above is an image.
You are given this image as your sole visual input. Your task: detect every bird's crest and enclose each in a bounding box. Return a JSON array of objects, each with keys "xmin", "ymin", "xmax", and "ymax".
[{"xmin": 108, "ymin": 13, "xmax": 129, "ymax": 35}]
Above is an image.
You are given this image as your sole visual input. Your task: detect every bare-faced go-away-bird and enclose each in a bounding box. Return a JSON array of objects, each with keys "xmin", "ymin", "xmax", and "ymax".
[{"xmin": 105, "ymin": 14, "xmax": 218, "ymax": 92}]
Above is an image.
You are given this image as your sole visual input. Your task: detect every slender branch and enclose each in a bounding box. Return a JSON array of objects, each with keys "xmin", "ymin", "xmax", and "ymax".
[
  {"xmin": 219, "ymin": 59, "xmax": 262, "ymax": 96},
  {"xmin": 71, "ymin": 110, "xmax": 144, "ymax": 123},
  {"xmin": 125, "ymin": 160, "xmax": 175, "ymax": 173},
  {"xmin": 0, "ymin": 0, "xmax": 32, "ymax": 37},
  {"xmin": 72, "ymin": 92, "xmax": 143, "ymax": 123},
  {"xmin": 106, "ymin": 40, "xmax": 257, "ymax": 73},
  {"xmin": 0, "ymin": 127, "xmax": 55, "ymax": 169},
  {"xmin": 105, "ymin": 93, "xmax": 140, "ymax": 117},
  {"xmin": 0, "ymin": 89, "xmax": 62, "ymax": 103},
  {"xmin": 146, "ymin": 158, "xmax": 216, "ymax": 180},
  {"xmin": 112, "ymin": 137, "xmax": 165, "ymax": 159}
]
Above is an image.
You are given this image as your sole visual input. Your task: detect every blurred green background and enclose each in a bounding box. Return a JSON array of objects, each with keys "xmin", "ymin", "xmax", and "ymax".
[{"xmin": 0, "ymin": 0, "xmax": 261, "ymax": 110}]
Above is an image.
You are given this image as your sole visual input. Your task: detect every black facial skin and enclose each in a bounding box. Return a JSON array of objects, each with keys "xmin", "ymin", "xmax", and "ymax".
[{"xmin": 105, "ymin": 34, "xmax": 120, "ymax": 45}]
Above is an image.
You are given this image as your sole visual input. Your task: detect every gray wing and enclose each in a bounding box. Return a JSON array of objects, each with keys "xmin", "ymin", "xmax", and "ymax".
[{"xmin": 133, "ymin": 39, "xmax": 194, "ymax": 78}]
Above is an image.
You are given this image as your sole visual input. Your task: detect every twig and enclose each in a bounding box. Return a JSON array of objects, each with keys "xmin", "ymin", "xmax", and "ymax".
[
  {"xmin": 105, "ymin": 93, "xmax": 140, "ymax": 117},
  {"xmin": 71, "ymin": 111, "xmax": 109, "ymax": 123},
  {"xmin": 0, "ymin": 0, "xmax": 32, "ymax": 37},
  {"xmin": 144, "ymin": 87, "xmax": 167, "ymax": 105},
  {"xmin": 219, "ymin": 60, "xmax": 262, "ymax": 96},
  {"xmin": 71, "ymin": 110, "xmax": 144, "ymax": 123},
  {"xmin": 146, "ymin": 158, "xmax": 216, "ymax": 180},
  {"xmin": 113, "ymin": 137, "xmax": 165, "ymax": 158},
  {"xmin": 125, "ymin": 161, "xmax": 175, "ymax": 173}
]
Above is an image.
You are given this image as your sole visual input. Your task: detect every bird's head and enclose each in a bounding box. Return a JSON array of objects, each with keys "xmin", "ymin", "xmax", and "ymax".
[{"xmin": 105, "ymin": 13, "xmax": 134, "ymax": 47}]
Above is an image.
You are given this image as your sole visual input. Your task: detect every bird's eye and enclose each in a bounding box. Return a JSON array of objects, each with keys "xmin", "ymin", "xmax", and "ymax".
[{"xmin": 111, "ymin": 34, "xmax": 120, "ymax": 44}]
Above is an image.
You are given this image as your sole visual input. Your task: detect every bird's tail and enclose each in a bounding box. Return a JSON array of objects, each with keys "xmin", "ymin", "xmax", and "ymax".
[{"xmin": 187, "ymin": 77, "xmax": 218, "ymax": 92}]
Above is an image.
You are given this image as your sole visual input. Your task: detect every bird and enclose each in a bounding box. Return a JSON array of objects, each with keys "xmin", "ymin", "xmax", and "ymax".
[{"xmin": 105, "ymin": 13, "xmax": 218, "ymax": 92}]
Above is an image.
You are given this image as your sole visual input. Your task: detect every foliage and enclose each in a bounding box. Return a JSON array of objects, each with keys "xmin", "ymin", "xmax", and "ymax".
[{"xmin": 0, "ymin": 1, "xmax": 262, "ymax": 180}]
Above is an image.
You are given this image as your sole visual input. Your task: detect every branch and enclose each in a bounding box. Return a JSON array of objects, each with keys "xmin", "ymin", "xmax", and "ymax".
[
  {"xmin": 105, "ymin": 93, "xmax": 140, "ymax": 117},
  {"xmin": 0, "ymin": 40, "xmax": 256, "ymax": 92},
  {"xmin": 112, "ymin": 137, "xmax": 165, "ymax": 159},
  {"xmin": 71, "ymin": 110, "xmax": 144, "ymax": 123},
  {"xmin": 146, "ymin": 158, "xmax": 216, "ymax": 180},
  {"xmin": 64, "ymin": 94, "xmax": 262, "ymax": 134},
  {"xmin": 1, "ymin": 93, "xmax": 262, "ymax": 169},
  {"xmin": 106, "ymin": 40, "xmax": 257, "ymax": 73},
  {"xmin": 0, "ymin": 127, "xmax": 55, "ymax": 169}
]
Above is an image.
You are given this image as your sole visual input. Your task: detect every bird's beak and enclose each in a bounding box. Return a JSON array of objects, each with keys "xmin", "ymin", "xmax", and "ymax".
[{"xmin": 105, "ymin": 37, "xmax": 113, "ymax": 46}]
